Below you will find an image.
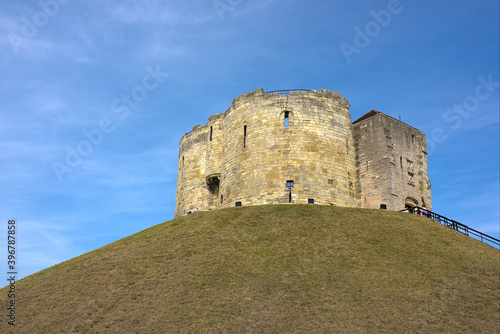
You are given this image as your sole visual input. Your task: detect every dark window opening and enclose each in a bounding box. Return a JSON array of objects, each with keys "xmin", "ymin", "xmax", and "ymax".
[
  {"xmin": 284, "ymin": 111, "xmax": 289, "ymax": 127},
  {"xmin": 235, "ymin": 201, "xmax": 242, "ymax": 207},
  {"xmin": 181, "ymin": 156, "xmax": 185, "ymax": 178},
  {"xmin": 286, "ymin": 180, "xmax": 294, "ymax": 188},
  {"xmin": 187, "ymin": 211, "xmax": 192, "ymax": 215},
  {"xmin": 412, "ymin": 134, "xmax": 415, "ymax": 143},
  {"xmin": 289, "ymin": 191, "xmax": 292, "ymax": 203},
  {"xmin": 210, "ymin": 126, "xmax": 213, "ymax": 141},
  {"xmin": 380, "ymin": 204, "xmax": 387, "ymax": 210},
  {"xmin": 207, "ymin": 176, "xmax": 220, "ymax": 195},
  {"xmin": 243, "ymin": 125, "xmax": 247, "ymax": 148},
  {"xmin": 308, "ymin": 198, "xmax": 315, "ymax": 204},
  {"xmin": 220, "ymin": 194, "xmax": 223, "ymax": 203}
]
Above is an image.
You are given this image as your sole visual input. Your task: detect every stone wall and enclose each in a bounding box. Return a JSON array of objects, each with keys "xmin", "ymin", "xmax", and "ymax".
[
  {"xmin": 176, "ymin": 113, "xmax": 224, "ymax": 215},
  {"xmin": 175, "ymin": 89, "xmax": 359, "ymax": 216},
  {"xmin": 175, "ymin": 89, "xmax": 431, "ymax": 217},
  {"xmin": 219, "ymin": 89, "xmax": 358, "ymax": 210},
  {"xmin": 353, "ymin": 110, "xmax": 432, "ymax": 211}
]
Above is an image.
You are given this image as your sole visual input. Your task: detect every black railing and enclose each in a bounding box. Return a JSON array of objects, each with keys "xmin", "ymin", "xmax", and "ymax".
[
  {"xmin": 267, "ymin": 89, "xmax": 312, "ymax": 95},
  {"xmin": 401, "ymin": 207, "xmax": 500, "ymax": 248}
]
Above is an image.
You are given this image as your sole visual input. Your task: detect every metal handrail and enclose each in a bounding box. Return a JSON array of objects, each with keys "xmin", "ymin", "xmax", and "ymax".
[
  {"xmin": 267, "ymin": 89, "xmax": 312, "ymax": 94},
  {"xmin": 401, "ymin": 207, "xmax": 500, "ymax": 248}
]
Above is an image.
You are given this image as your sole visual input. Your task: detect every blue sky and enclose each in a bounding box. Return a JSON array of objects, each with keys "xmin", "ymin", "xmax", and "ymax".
[{"xmin": 1, "ymin": 0, "xmax": 498, "ymax": 280}]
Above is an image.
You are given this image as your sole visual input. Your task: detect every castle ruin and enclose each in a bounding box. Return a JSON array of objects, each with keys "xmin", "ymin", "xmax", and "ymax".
[{"xmin": 175, "ymin": 88, "xmax": 431, "ymax": 217}]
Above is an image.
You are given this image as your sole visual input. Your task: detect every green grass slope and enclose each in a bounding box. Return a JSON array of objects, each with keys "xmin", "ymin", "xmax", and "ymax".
[{"xmin": 1, "ymin": 205, "xmax": 499, "ymax": 333}]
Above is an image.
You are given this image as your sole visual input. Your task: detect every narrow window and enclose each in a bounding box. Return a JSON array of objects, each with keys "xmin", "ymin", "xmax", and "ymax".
[
  {"xmin": 412, "ymin": 134, "xmax": 415, "ymax": 143},
  {"xmin": 243, "ymin": 125, "xmax": 247, "ymax": 148},
  {"xmin": 210, "ymin": 126, "xmax": 213, "ymax": 141},
  {"xmin": 289, "ymin": 191, "xmax": 292, "ymax": 203},
  {"xmin": 220, "ymin": 194, "xmax": 223, "ymax": 203},
  {"xmin": 400, "ymin": 156, "xmax": 403, "ymax": 169},
  {"xmin": 308, "ymin": 198, "xmax": 315, "ymax": 204},
  {"xmin": 284, "ymin": 111, "xmax": 289, "ymax": 127},
  {"xmin": 181, "ymin": 156, "xmax": 185, "ymax": 178},
  {"xmin": 235, "ymin": 201, "xmax": 242, "ymax": 207}
]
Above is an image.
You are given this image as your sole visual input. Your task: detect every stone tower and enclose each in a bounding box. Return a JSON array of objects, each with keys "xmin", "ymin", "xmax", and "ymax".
[
  {"xmin": 353, "ymin": 110, "xmax": 431, "ymax": 211},
  {"xmin": 175, "ymin": 89, "xmax": 431, "ymax": 217}
]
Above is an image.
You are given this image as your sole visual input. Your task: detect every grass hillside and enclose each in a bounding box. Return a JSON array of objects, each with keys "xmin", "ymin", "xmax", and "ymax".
[{"xmin": 1, "ymin": 205, "xmax": 499, "ymax": 333}]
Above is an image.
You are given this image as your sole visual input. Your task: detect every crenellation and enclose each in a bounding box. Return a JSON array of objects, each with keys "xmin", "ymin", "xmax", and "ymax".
[{"xmin": 175, "ymin": 89, "xmax": 431, "ymax": 217}]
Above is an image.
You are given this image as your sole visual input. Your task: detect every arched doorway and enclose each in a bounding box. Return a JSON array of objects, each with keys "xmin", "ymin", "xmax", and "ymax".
[{"xmin": 404, "ymin": 197, "xmax": 419, "ymax": 209}]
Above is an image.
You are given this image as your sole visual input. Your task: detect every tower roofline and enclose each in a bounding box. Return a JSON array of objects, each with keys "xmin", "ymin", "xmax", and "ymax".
[{"xmin": 352, "ymin": 109, "xmax": 422, "ymax": 133}]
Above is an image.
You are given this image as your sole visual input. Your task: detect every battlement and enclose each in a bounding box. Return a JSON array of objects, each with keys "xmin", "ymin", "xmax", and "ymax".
[
  {"xmin": 175, "ymin": 89, "xmax": 431, "ymax": 217},
  {"xmin": 181, "ymin": 89, "xmax": 349, "ymax": 138}
]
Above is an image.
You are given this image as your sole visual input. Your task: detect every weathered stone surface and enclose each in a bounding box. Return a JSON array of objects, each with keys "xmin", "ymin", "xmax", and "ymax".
[
  {"xmin": 175, "ymin": 89, "xmax": 431, "ymax": 217},
  {"xmin": 353, "ymin": 110, "xmax": 432, "ymax": 211}
]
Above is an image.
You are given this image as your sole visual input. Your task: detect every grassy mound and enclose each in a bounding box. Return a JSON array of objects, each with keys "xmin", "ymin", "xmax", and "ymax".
[{"xmin": 1, "ymin": 205, "xmax": 498, "ymax": 333}]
